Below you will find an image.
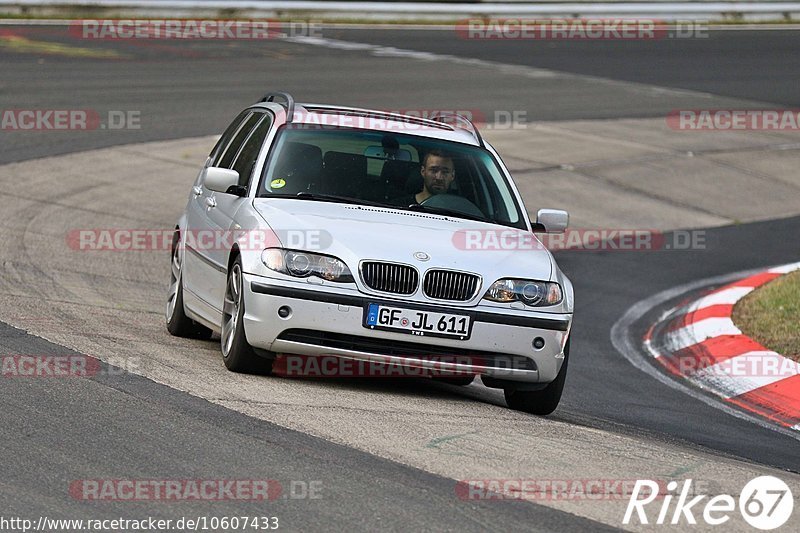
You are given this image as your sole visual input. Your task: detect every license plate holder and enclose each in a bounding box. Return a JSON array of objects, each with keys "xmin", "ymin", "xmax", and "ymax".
[{"xmin": 363, "ymin": 303, "xmax": 472, "ymax": 340}]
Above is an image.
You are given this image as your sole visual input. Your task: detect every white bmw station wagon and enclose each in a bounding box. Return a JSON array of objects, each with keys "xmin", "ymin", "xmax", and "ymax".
[{"xmin": 166, "ymin": 92, "xmax": 574, "ymax": 414}]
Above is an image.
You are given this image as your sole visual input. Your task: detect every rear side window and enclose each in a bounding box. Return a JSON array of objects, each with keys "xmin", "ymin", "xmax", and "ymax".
[
  {"xmin": 231, "ymin": 114, "xmax": 273, "ymax": 187},
  {"xmin": 218, "ymin": 113, "xmax": 264, "ymax": 169},
  {"xmin": 209, "ymin": 110, "xmax": 250, "ymax": 166}
]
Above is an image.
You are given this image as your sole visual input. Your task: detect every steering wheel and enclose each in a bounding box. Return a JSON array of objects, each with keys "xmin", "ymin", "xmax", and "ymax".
[{"xmin": 419, "ymin": 194, "xmax": 486, "ymax": 219}]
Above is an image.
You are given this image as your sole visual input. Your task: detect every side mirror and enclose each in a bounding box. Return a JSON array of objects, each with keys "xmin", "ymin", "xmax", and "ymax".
[
  {"xmin": 204, "ymin": 167, "xmax": 240, "ymax": 194},
  {"xmin": 536, "ymin": 208, "xmax": 569, "ymax": 233}
]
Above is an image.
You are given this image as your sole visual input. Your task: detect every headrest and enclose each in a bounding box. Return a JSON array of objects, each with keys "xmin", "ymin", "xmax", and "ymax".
[
  {"xmin": 270, "ymin": 142, "xmax": 323, "ymax": 193},
  {"xmin": 323, "ymin": 151, "xmax": 367, "ymax": 177}
]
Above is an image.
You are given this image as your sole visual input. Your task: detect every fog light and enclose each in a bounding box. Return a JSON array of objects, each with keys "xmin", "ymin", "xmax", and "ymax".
[
  {"xmin": 278, "ymin": 306, "xmax": 291, "ymax": 318},
  {"xmin": 533, "ymin": 337, "xmax": 545, "ymax": 350}
]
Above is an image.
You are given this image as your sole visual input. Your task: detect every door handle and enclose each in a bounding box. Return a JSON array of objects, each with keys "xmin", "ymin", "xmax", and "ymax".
[
  {"xmin": 205, "ymin": 196, "xmax": 217, "ymax": 208},
  {"xmin": 192, "ymin": 186, "xmax": 203, "ymax": 196}
]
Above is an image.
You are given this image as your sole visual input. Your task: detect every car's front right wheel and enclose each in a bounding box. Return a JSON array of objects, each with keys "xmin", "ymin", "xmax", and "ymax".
[
  {"xmin": 504, "ymin": 338, "xmax": 569, "ymax": 415},
  {"xmin": 221, "ymin": 255, "xmax": 273, "ymax": 374}
]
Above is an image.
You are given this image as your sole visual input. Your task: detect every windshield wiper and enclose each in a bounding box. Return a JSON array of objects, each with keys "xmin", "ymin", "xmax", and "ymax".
[
  {"xmin": 404, "ymin": 203, "xmax": 491, "ymax": 223},
  {"xmin": 267, "ymin": 192, "xmax": 395, "ymax": 208}
]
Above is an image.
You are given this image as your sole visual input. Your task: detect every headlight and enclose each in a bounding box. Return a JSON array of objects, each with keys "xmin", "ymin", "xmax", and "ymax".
[
  {"xmin": 286, "ymin": 251, "xmax": 313, "ymax": 277},
  {"xmin": 483, "ymin": 279, "xmax": 562, "ymax": 307},
  {"xmin": 261, "ymin": 248, "xmax": 354, "ymax": 283}
]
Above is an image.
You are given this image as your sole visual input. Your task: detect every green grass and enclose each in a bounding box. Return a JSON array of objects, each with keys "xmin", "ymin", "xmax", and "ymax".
[{"xmin": 733, "ymin": 270, "xmax": 800, "ymax": 361}]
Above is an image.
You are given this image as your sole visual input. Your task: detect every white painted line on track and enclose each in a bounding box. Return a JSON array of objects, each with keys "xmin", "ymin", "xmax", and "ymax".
[
  {"xmin": 768, "ymin": 261, "xmax": 800, "ymax": 274},
  {"xmin": 287, "ymin": 35, "xmax": 555, "ymax": 78},
  {"xmin": 691, "ymin": 286, "xmax": 754, "ymax": 309},
  {"xmin": 665, "ymin": 286, "xmax": 753, "ymax": 317},
  {"xmin": 286, "ymin": 35, "xmax": 721, "ymax": 99},
  {"xmin": 663, "ymin": 317, "xmax": 742, "ymax": 351}
]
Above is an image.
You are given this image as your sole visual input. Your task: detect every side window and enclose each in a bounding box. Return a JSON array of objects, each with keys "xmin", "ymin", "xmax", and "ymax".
[
  {"xmin": 209, "ymin": 110, "xmax": 250, "ymax": 167},
  {"xmin": 231, "ymin": 114, "xmax": 274, "ymax": 187},
  {"xmin": 218, "ymin": 112, "xmax": 263, "ymax": 169}
]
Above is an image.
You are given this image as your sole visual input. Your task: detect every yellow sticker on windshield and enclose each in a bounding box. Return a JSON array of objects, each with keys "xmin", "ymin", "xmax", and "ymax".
[{"xmin": 270, "ymin": 178, "xmax": 286, "ymax": 189}]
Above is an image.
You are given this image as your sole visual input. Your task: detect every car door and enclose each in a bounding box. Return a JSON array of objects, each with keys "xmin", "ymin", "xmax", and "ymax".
[
  {"xmin": 183, "ymin": 110, "xmax": 260, "ymax": 313},
  {"xmin": 203, "ymin": 112, "xmax": 274, "ymax": 308}
]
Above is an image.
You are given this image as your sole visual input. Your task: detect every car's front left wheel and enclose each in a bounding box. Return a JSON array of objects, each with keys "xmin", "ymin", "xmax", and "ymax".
[
  {"xmin": 503, "ymin": 337, "xmax": 569, "ymax": 415},
  {"xmin": 221, "ymin": 256, "xmax": 273, "ymax": 374},
  {"xmin": 166, "ymin": 231, "xmax": 212, "ymax": 339}
]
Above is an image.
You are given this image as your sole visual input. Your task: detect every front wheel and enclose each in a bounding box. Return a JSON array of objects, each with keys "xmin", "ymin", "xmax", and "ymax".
[
  {"xmin": 166, "ymin": 231, "xmax": 212, "ymax": 339},
  {"xmin": 221, "ymin": 256, "xmax": 273, "ymax": 374},
  {"xmin": 504, "ymin": 338, "xmax": 569, "ymax": 415}
]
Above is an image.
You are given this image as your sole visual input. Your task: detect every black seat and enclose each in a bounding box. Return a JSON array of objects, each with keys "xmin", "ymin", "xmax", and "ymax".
[
  {"xmin": 380, "ymin": 160, "xmax": 421, "ymax": 200},
  {"xmin": 404, "ymin": 172, "xmax": 424, "ymax": 196},
  {"xmin": 270, "ymin": 142, "xmax": 323, "ymax": 194},
  {"xmin": 322, "ymin": 151, "xmax": 367, "ymax": 197}
]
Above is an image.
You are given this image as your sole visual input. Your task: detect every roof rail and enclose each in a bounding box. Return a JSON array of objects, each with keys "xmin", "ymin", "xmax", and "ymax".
[
  {"xmin": 428, "ymin": 111, "xmax": 485, "ymax": 148},
  {"xmin": 259, "ymin": 92, "xmax": 295, "ymax": 123}
]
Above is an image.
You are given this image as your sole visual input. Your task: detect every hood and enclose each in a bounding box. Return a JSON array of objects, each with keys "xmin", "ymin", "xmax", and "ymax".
[{"xmin": 252, "ymin": 199, "xmax": 554, "ymax": 283}]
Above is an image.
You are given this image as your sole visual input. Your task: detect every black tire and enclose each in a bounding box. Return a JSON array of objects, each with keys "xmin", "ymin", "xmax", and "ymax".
[
  {"xmin": 504, "ymin": 338, "xmax": 570, "ymax": 415},
  {"xmin": 432, "ymin": 375, "xmax": 475, "ymax": 386},
  {"xmin": 221, "ymin": 255, "xmax": 273, "ymax": 374},
  {"xmin": 166, "ymin": 231, "xmax": 212, "ymax": 339}
]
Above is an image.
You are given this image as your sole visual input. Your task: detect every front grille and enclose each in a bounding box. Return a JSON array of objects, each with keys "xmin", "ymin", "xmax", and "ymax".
[
  {"xmin": 423, "ymin": 269, "xmax": 480, "ymax": 301},
  {"xmin": 276, "ymin": 329, "xmax": 537, "ymax": 371},
  {"xmin": 361, "ymin": 261, "xmax": 418, "ymax": 295}
]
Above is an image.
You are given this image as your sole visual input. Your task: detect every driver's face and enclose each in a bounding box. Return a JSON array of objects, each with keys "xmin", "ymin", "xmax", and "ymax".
[{"xmin": 421, "ymin": 155, "xmax": 455, "ymax": 196}]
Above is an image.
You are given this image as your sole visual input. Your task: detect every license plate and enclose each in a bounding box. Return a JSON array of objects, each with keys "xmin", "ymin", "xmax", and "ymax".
[{"xmin": 364, "ymin": 303, "xmax": 471, "ymax": 340}]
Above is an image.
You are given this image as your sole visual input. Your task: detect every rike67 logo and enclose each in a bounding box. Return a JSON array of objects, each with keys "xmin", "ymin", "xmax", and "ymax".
[{"xmin": 624, "ymin": 476, "xmax": 793, "ymax": 530}]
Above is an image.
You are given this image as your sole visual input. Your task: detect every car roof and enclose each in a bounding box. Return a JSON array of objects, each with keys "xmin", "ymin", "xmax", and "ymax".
[{"xmin": 252, "ymin": 101, "xmax": 484, "ymax": 147}]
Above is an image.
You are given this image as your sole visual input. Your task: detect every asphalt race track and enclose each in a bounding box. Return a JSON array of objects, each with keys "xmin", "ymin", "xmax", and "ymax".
[{"xmin": 1, "ymin": 23, "xmax": 799, "ymax": 531}]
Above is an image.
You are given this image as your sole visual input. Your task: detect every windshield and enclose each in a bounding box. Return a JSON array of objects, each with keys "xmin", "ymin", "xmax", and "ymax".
[{"xmin": 258, "ymin": 125, "xmax": 527, "ymax": 229}]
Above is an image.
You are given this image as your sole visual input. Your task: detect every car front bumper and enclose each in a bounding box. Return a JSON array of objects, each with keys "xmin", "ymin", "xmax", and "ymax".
[{"xmin": 242, "ymin": 273, "xmax": 571, "ymax": 383}]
